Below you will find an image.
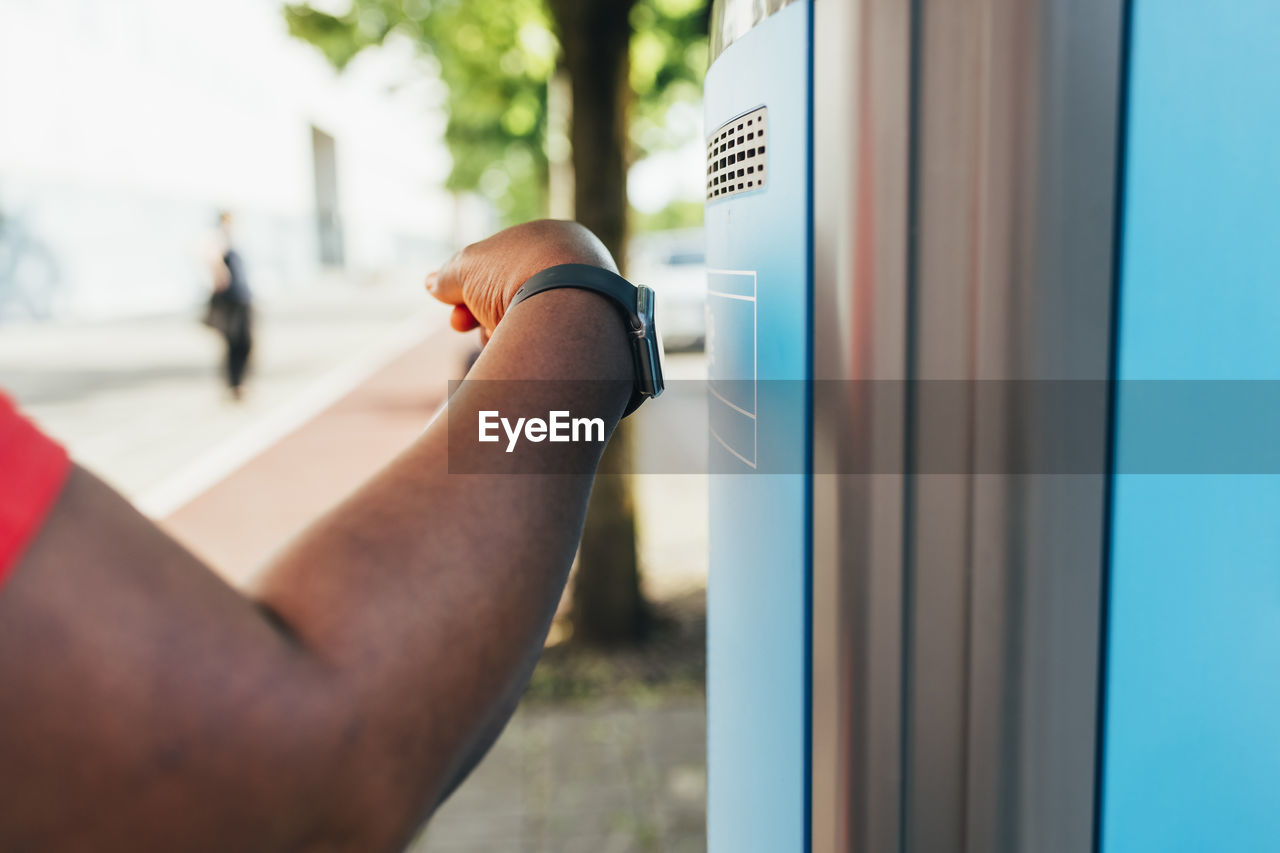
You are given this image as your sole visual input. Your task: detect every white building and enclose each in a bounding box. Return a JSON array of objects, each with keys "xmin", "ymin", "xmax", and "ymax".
[{"xmin": 0, "ymin": 0, "xmax": 476, "ymax": 321}]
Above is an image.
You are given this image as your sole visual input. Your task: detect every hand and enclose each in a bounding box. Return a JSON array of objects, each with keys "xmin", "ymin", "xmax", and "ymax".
[{"xmin": 425, "ymin": 220, "xmax": 616, "ymax": 341}]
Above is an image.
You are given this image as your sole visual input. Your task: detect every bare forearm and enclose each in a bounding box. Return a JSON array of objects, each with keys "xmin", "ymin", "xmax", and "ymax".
[{"xmin": 253, "ymin": 288, "xmax": 632, "ymax": 823}]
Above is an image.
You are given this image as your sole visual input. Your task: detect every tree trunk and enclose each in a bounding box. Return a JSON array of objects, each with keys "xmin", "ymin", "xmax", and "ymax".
[
  {"xmin": 547, "ymin": 0, "xmax": 647, "ymax": 645},
  {"xmin": 548, "ymin": 0, "xmax": 633, "ymax": 259}
]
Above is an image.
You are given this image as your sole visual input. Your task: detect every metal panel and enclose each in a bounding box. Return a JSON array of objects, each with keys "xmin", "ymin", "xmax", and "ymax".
[
  {"xmin": 811, "ymin": 0, "xmax": 1126, "ymax": 850},
  {"xmin": 705, "ymin": 3, "xmax": 813, "ymax": 850},
  {"xmin": 1102, "ymin": 2, "xmax": 1280, "ymax": 849},
  {"xmin": 811, "ymin": 1, "xmax": 912, "ymax": 852}
]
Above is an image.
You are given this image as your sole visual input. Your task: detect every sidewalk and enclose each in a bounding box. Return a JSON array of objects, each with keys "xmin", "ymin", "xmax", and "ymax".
[
  {"xmin": 414, "ymin": 702, "xmax": 706, "ymax": 853},
  {"xmin": 0, "ymin": 281, "xmax": 450, "ymax": 504},
  {"xmin": 161, "ymin": 324, "xmax": 468, "ymax": 582}
]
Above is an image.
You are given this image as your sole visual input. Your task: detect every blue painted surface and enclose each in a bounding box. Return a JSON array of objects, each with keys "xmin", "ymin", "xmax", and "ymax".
[
  {"xmin": 1102, "ymin": 2, "xmax": 1280, "ymax": 850},
  {"xmin": 704, "ymin": 3, "xmax": 811, "ymax": 850}
]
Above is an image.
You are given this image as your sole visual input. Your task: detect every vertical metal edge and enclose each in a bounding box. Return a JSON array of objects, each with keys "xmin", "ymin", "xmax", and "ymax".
[
  {"xmin": 904, "ymin": 0, "xmax": 1127, "ymax": 851},
  {"xmin": 902, "ymin": 2, "xmax": 984, "ymax": 848},
  {"xmin": 813, "ymin": 0, "xmax": 1124, "ymax": 849},
  {"xmin": 811, "ymin": 0, "xmax": 914, "ymax": 850},
  {"xmin": 996, "ymin": 2, "xmax": 1125, "ymax": 850},
  {"xmin": 809, "ymin": 0, "xmax": 852, "ymax": 833},
  {"xmin": 804, "ymin": 2, "xmax": 815, "ymax": 851},
  {"xmin": 1092, "ymin": 1, "xmax": 1134, "ymax": 849}
]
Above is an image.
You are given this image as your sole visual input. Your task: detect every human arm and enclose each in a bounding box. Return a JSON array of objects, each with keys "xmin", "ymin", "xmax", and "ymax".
[{"xmin": 0, "ymin": 221, "xmax": 631, "ymax": 852}]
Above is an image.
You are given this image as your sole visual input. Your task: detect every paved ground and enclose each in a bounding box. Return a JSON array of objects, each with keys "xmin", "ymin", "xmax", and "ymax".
[
  {"xmin": 414, "ymin": 702, "xmax": 706, "ymax": 853},
  {"xmin": 0, "ymin": 281, "xmax": 452, "ymax": 504},
  {"xmin": 1, "ymin": 283, "xmax": 708, "ymax": 850},
  {"xmin": 161, "ymin": 324, "xmax": 468, "ymax": 582}
]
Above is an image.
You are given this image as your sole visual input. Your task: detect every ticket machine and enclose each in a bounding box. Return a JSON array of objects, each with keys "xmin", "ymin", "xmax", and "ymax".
[{"xmin": 705, "ymin": 1, "xmax": 1280, "ymax": 851}]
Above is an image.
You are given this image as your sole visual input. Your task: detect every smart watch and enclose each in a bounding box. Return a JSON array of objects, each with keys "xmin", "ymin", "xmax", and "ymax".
[{"xmin": 509, "ymin": 263, "xmax": 665, "ymax": 416}]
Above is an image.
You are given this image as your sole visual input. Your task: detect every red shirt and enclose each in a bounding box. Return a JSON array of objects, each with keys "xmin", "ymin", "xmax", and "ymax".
[{"xmin": 0, "ymin": 393, "xmax": 70, "ymax": 587}]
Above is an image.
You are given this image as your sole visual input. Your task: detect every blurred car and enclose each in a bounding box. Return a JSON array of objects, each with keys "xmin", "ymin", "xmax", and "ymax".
[{"xmin": 628, "ymin": 228, "xmax": 706, "ymax": 352}]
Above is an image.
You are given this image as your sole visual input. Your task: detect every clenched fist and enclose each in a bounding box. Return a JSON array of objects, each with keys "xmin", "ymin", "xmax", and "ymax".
[{"xmin": 426, "ymin": 220, "xmax": 617, "ymax": 342}]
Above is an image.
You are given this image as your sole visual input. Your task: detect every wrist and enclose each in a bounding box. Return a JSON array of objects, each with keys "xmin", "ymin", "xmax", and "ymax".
[
  {"xmin": 504, "ymin": 263, "xmax": 664, "ymax": 418},
  {"xmin": 486, "ymin": 288, "xmax": 634, "ymax": 404},
  {"xmin": 450, "ymin": 288, "xmax": 633, "ymax": 471}
]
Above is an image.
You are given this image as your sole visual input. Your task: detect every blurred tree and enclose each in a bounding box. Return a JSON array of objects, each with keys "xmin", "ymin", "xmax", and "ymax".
[
  {"xmin": 285, "ymin": 0, "xmax": 708, "ymax": 645},
  {"xmin": 284, "ymin": 0, "xmax": 707, "ymax": 228},
  {"xmin": 285, "ymin": 0, "xmax": 557, "ymax": 224},
  {"xmin": 634, "ymin": 198, "xmax": 705, "ymax": 233}
]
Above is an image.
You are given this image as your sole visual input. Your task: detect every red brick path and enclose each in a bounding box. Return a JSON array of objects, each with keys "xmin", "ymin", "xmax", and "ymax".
[{"xmin": 162, "ymin": 327, "xmax": 474, "ymax": 585}]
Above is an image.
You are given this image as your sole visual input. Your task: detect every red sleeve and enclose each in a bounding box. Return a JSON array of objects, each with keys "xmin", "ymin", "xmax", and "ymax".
[{"xmin": 0, "ymin": 393, "xmax": 70, "ymax": 588}]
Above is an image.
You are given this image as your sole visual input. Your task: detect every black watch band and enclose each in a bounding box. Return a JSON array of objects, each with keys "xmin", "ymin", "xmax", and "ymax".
[{"xmin": 509, "ymin": 263, "xmax": 663, "ymax": 416}]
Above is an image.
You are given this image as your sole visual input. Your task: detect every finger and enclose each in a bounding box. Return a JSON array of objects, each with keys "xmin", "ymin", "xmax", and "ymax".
[
  {"xmin": 450, "ymin": 304, "xmax": 480, "ymax": 332},
  {"xmin": 426, "ymin": 252, "xmax": 466, "ymax": 306},
  {"xmin": 478, "ymin": 327, "xmax": 492, "ymax": 348}
]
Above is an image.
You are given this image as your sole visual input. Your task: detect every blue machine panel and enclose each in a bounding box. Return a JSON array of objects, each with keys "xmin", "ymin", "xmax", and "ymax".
[
  {"xmin": 1102, "ymin": 2, "xmax": 1280, "ymax": 850},
  {"xmin": 704, "ymin": 2, "xmax": 811, "ymax": 851}
]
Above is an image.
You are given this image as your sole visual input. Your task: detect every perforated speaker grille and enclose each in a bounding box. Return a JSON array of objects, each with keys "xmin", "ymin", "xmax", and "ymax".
[{"xmin": 706, "ymin": 106, "xmax": 768, "ymax": 202}]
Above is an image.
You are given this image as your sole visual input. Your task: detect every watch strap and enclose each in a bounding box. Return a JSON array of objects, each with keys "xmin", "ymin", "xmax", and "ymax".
[
  {"xmin": 509, "ymin": 263, "xmax": 648, "ymax": 416},
  {"xmin": 509, "ymin": 263, "xmax": 642, "ymax": 330}
]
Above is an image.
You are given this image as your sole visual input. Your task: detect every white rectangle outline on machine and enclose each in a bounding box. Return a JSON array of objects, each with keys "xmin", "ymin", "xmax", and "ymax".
[{"xmin": 706, "ymin": 268, "xmax": 757, "ymax": 469}]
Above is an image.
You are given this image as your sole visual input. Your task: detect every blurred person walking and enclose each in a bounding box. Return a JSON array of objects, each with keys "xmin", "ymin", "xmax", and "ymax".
[{"xmin": 203, "ymin": 211, "xmax": 254, "ymax": 400}]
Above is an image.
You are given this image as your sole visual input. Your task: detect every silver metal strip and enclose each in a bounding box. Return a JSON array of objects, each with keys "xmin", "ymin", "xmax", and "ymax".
[
  {"xmin": 812, "ymin": 0, "xmax": 1126, "ymax": 850},
  {"xmin": 811, "ymin": 0, "xmax": 913, "ymax": 851}
]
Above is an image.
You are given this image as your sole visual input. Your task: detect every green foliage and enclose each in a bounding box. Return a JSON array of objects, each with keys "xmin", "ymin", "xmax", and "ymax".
[
  {"xmin": 629, "ymin": 0, "xmax": 709, "ymax": 159},
  {"xmin": 633, "ymin": 198, "xmax": 704, "ymax": 234},
  {"xmin": 285, "ymin": 0, "xmax": 554, "ymax": 223},
  {"xmin": 284, "ymin": 0, "xmax": 708, "ymax": 227}
]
